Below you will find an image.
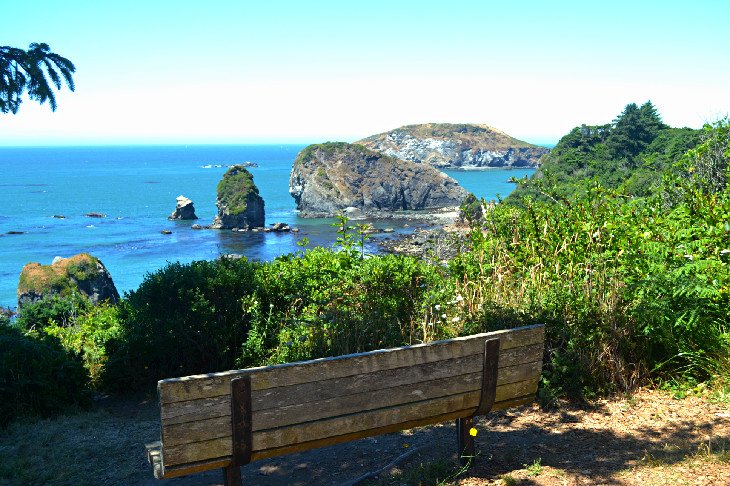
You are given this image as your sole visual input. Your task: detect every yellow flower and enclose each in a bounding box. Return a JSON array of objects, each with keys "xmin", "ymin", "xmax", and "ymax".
[{"xmin": 469, "ymin": 427, "xmax": 478, "ymax": 437}]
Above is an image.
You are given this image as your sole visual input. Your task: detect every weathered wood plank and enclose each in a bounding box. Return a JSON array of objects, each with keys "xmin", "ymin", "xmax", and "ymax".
[
  {"xmin": 161, "ymin": 343, "xmax": 542, "ymax": 426},
  {"xmin": 162, "ymin": 378, "xmax": 539, "ymax": 466},
  {"xmin": 158, "ymin": 325, "xmax": 545, "ymax": 404},
  {"xmin": 161, "ymin": 390, "xmax": 537, "ymax": 469},
  {"xmin": 163, "ymin": 372, "xmax": 484, "ymax": 447},
  {"xmin": 161, "ymin": 360, "xmax": 542, "ymax": 447}
]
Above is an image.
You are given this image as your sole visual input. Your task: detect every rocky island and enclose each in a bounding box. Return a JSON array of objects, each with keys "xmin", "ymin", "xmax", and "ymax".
[
  {"xmin": 289, "ymin": 142, "xmax": 469, "ymax": 217},
  {"xmin": 17, "ymin": 253, "xmax": 119, "ymax": 309},
  {"xmin": 211, "ymin": 165, "xmax": 265, "ymax": 230},
  {"xmin": 357, "ymin": 123, "xmax": 549, "ymax": 169},
  {"xmin": 168, "ymin": 195, "xmax": 198, "ymax": 220}
]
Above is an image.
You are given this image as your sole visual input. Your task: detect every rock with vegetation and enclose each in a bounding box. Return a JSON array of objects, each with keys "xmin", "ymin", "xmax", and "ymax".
[
  {"xmin": 212, "ymin": 165, "xmax": 265, "ymax": 229},
  {"xmin": 357, "ymin": 123, "xmax": 549, "ymax": 169},
  {"xmin": 289, "ymin": 142, "xmax": 469, "ymax": 217},
  {"xmin": 17, "ymin": 253, "xmax": 119, "ymax": 309},
  {"xmin": 168, "ymin": 195, "xmax": 198, "ymax": 220}
]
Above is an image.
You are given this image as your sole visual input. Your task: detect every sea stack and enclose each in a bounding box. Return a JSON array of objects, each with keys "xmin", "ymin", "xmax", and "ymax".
[
  {"xmin": 17, "ymin": 253, "xmax": 119, "ymax": 309},
  {"xmin": 289, "ymin": 142, "xmax": 469, "ymax": 217},
  {"xmin": 356, "ymin": 123, "xmax": 549, "ymax": 169},
  {"xmin": 168, "ymin": 195, "xmax": 198, "ymax": 220},
  {"xmin": 212, "ymin": 165, "xmax": 265, "ymax": 230}
]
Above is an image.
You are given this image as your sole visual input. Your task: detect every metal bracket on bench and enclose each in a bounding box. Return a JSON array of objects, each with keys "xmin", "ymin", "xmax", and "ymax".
[
  {"xmin": 457, "ymin": 337, "xmax": 500, "ymax": 466},
  {"xmin": 224, "ymin": 376, "xmax": 252, "ymax": 486},
  {"xmin": 475, "ymin": 338, "xmax": 500, "ymax": 416}
]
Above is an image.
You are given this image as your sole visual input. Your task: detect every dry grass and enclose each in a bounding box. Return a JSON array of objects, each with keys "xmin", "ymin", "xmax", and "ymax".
[{"xmin": 0, "ymin": 395, "xmax": 159, "ymax": 486}]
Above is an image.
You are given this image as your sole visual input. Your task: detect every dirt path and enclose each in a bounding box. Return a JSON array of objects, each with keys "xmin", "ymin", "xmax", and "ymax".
[{"xmin": 1, "ymin": 388, "xmax": 727, "ymax": 485}]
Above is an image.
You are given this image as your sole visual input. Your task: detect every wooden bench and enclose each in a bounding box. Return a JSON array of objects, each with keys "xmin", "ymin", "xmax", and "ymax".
[{"xmin": 146, "ymin": 324, "xmax": 544, "ymax": 484}]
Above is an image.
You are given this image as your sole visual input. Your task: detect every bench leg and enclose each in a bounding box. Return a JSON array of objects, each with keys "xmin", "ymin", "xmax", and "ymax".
[
  {"xmin": 456, "ymin": 416, "xmax": 475, "ymax": 467},
  {"xmin": 223, "ymin": 465, "xmax": 242, "ymax": 486}
]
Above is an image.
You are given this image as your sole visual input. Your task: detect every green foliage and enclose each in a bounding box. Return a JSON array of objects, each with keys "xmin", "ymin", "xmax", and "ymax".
[
  {"xmin": 460, "ymin": 193, "xmax": 484, "ymax": 222},
  {"xmin": 103, "ymin": 257, "xmax": 261, "ymax": 391},
  {"xmin": 606, "ymin": 101, "xmax": 667, "ymax": 160},
  {"xmin": 455, "ymin": 123, "xmax": 730, "ymax": 397},
  {"xmin": 511, "ymin": 102, "xmax": 700, "ymax": 202},
  {"xmin": 0, "ymin": 43, "xmax": 76, "ymax": 114},
  {"xmin": 0, "ymin": 325, "xmax": 91, "ymax": 427},
  {"xmin": 42, "ymin": 304, "xmax": 121, "ymax": 386},
  {"xmin": 16, "ymin": 293, "xmax": 91, "ymax": 332},
  {"xmin": 216, "ymin": 165, "xmax": 259, "ymax": 215},
  {"xmin": 524, "ymin": 458, "xmax": 543, "ymax": 477},
  {"xmin": 251, "ymin": 246, "xmax": 446, "ymax": 366}
]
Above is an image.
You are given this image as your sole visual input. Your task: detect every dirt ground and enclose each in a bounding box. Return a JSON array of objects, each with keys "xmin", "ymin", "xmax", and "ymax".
[{"xmin": 1, "ymin": 388, "xmax": 727, "ymax": 485}]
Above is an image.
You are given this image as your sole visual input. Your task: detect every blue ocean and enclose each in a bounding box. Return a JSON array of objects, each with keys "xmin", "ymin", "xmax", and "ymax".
[{"xmin": 0, "ymin": 145, "xmax": 534, "ymax": 309}]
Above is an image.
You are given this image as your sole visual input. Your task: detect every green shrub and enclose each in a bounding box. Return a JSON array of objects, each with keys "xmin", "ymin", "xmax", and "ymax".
[
  {"xmin": 453, "ymin": 173, "xmax": 730, "ymax": 398},
  {"xmin": 256, "ymin": 248, "xmax": 445, "ymax": 365},
  {"xmin": 42, "ymin": 304, "xmax": 121, "ymax": 386},
  {"xmin": 103, "ymin": 257, "xmax": 262, "ymax": 391},
  {"xmin": 0, "ymin": 325, "xmax": 91, "ymax": 427},
  {"xmin": 15, "ymin": 293, "xmax": 91, "ymax": 332}
]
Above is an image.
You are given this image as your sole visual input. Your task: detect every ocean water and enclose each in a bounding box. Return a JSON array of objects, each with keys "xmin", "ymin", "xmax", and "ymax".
[{"xmin": 0, "ymin": 145, "xmax": 533, "ymax": 309}]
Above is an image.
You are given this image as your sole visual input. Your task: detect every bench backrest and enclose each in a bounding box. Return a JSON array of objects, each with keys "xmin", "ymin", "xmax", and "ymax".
[{"xmin": 155, "ymin": 324, "xmax": 544, "ymax": 479}]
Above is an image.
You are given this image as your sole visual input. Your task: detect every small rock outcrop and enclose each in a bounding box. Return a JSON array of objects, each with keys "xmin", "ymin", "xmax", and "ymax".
[
  {"xmin": 17, "ymin": 253, "xmax": 119, "ymax": 309},
  {"xmin": 289, "ymin": 142, "xmax": 469, "ymax": 217},
  {"xmin": 212, "ymin": 165, "xmax": 265, "ymax": 230},
  {"xmin": 357, "ymin": 123, "xmax": 549, "ymax": 169},
  {"xmin": 168, "ymin": 195, "xmax": 198, "ymax": 220}
]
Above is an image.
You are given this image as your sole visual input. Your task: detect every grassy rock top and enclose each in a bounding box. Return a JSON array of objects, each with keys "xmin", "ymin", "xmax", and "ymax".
[
  {"xmin": 357, "ymin": 123, "xmax": 549, "ymax": 169},
  {"xmin": 18, "ymin": 253, "xmax": 119, "ymax": 307},
  {"xmin": 217, "ymin": 165, "xmax": 260, "ymax": 216},
  {"xmin": 19, "ymin": 253, "xmax": 99, "ymax": 296},
  {"xmin": 363, "ymin": 123, "xmax": 536, "ymax": 150}
]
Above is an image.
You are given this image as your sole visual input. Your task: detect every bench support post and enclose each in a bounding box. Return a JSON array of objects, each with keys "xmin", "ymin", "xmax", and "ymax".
[
  {"xmin": 457, "ymin": 338, "xmax": 500, "ymax": 467},
  {"xmin": 456, "ymin": 416, "xmax": 475, "ymax": 467},
  {"xmin": 224, "ymin": 376, "xmax": 252, "ymax": 486}
]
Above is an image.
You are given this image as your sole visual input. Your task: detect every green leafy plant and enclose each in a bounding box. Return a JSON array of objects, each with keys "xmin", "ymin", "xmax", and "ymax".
[{"xmin": 0, "ymin": 325, "xmax": 90, "ymax": 427}]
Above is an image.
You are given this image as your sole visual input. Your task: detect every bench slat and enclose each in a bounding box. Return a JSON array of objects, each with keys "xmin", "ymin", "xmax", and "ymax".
[
  {"xmin": 162, "ymin": 360, "xmax": 541, "ymax": 448},
  {"xmin": 162, "ymin": 377, "xmax": 539, "ymax": 467},
  {"xmin": 161, "ymin": 343, "xmax": 542, "ymax": 427},
  {"xmin": 158, "ymin": 325, "xmax": 544, "ymax": 404}
]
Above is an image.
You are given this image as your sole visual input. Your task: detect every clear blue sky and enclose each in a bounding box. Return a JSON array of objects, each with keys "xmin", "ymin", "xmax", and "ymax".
[{"xmin": 2, "ymin": 0, "xmax": 729, "ymax": 146}]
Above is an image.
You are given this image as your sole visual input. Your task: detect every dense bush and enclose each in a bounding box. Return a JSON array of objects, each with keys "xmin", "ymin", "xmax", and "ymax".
[
  {"xmin": 452, "ymin": 120, "xmax": 730, "ymax": 399},
  {"xmin": 0, "ymin": 325, "xmax": 91, "ymax": 427},
  {"xmin": 510, "ymin": 102, "xmax": 701, "ymax": 202},
  {"xmin": 15, "ymin": 293, "xmax": 91, "ymax": 332},
  {"xmin": 252, "ymin": 247, "xmax": 447, "ymax": 365},
  {"xmin": 102, "ymin": 257, "xmax": 261, "ymax": 391},
  {"xmin": 42, "ymin": 303, "xmax": 120, "ymax": 386}
]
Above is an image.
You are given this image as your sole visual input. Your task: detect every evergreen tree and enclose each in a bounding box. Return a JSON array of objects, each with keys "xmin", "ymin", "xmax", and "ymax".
[
  {"xmin": 0, "ymin": 43, "xmax": 76, "ymax": 114},
  {"xmin": 606, "ymin": 101, "xmax": 667, "ymax": 161}
]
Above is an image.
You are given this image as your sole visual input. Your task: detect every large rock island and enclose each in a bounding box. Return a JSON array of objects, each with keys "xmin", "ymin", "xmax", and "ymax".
[
  {"xmin": 212, "ymin": 165, "xmax": 265, "ymax": 230},
  {"xmin": 289, "ymin": 142, "xmax": 469, "ymax": 217},
  {"xmin": 357, "ymin": 123, "xmax": 549, "ymax": 169},
  {"xmin": 17, "ymin": 253, "xmax": 119, "ymax": 309}
]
